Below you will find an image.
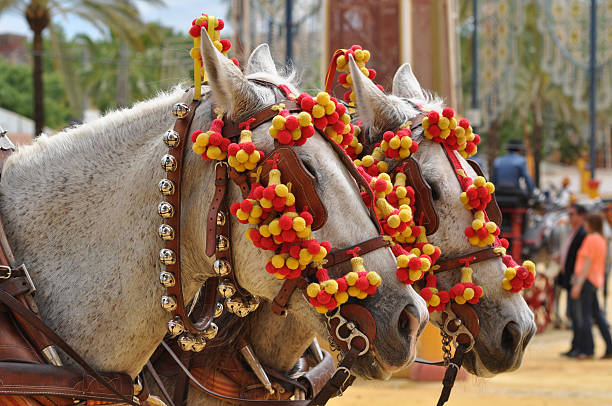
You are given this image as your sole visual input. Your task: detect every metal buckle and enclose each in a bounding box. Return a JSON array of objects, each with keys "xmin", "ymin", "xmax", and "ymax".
[
  {"xmin": 0, "ymin": 265, "xmax": 11, "ymax": 279},
  {"xmin": 443, "ymin": 316, "xmax": 475, "ymax": 352},
  {"xmin": 327, "ymin": 308, "xmax": 370, "ymax": 356},
  {"xmin": 334, "ymin": 366, "xmax": 352, "ymax": 396}
]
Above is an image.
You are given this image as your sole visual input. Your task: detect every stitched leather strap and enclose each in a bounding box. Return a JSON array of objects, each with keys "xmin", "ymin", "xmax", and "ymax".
[
  {"xmin": 434, "ymin": 246, "xmax": 501, "ymax": 273},
  {"xmin": 0, "ymin": 290, "xmax": 138, "ymax": 405},
  {"xmin": 324, "ymin": 236, "xmax": 389, "ymax": 268}
]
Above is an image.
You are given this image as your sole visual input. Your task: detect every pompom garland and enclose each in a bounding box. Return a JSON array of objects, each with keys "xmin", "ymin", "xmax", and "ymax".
[
  {"xmin": 381, "ymin": 128, "xmax": 418, "ymax": 160},
  {"xmin": 227, "ymin": 127, "xmax": 263, "ymax": 172},
  {"xmin": 296, "ymin": 92, "xmax": 354, "ymax": 149},
  {"xmin": 191, "ymin": 118, "xmax": 231, "ymax": 161},
  {"xmin": 422, "ymin": 108, "xmax": 480, "ymax": 158},
  {"xmin": 464, "ymin": 210, "xmax": 500, "ymax": 247},
  {"xmin": 459, "ymin": 176, "xmax": 495, "ymax": 211},
  {"xmin": 332, "ymin": 45, "xmax": 380, "ymax": 104},
  {"xmin": 449, "ymin": 266, "xmax": 484, "ymax": 305},
  {"xmin": 419, "ymin": 273, "xmax": 450, "ymax": 313},
  {"xmin": 268, "ymin": 105, "xmax": 315, "ymax": 146},
  {"xmin": 375, "ymin": 199, "xmax": 413, "ymax": 237},
  {"xmin": 252, "ymin": 167, "xmax": 296, "ymax": 213},
  {"xmin": 502, "ymin": 260, "xmax": 536, "ymax": 292},
  {"xmin": 354, "ymin": 147, "xmax": 389, "ymax": 177}
]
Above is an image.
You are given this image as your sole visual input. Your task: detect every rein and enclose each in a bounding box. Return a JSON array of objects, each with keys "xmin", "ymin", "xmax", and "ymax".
[{"xmin": 154, "ymin": 80, "xmax": 391, "ymax": 406}]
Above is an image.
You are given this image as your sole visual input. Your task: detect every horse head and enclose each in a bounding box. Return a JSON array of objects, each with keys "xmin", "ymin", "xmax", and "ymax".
[
  {"xmin": 347, "ymin": 57, "xmax": 536, "ymax": 376},
  {"xmin": 175, "ymin": 35, "xmax": 428, "ymax": 383}
]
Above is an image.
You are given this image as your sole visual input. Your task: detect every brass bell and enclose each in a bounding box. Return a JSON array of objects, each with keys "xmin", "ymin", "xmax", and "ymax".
[
  {"xmin": 157, "ymin": 202, "xmax": 174, "ymax": 219},
  {"xmin": 214, "ymin": 302, "xmax": 224, "ymax": 318},
  {"xmin": 213, "ymin": 259, "xmax": 231, "ymax": 277},
  {"xmin": 226, "ymin": 297, "xmax": 246, "ymax": 315},
  {"xmin": 163, "ymin": 130, "xmax": 180, "ymax": 147},
  {"xmin": 216, "ymin": 211, "xmax": 226, "ymax": 226},
  {"xmin": 172, "ymin": 103, "xmax": 190, "ymax": 118},
  {"xmin": 216, "ymin": 235, "xmax": 230, "ymax": 251},
  {"xmin": 167, "ymin": 317, "xmax": 185, "ymax": 336},
  {"xmin": 202, "ymin": 322, "xmax": 218, "ymax": 340},
  {"xmin": 158, "ymin": 224, "xmax": 175, "ymax": 241},
  {"xmin": 161, "ymin": 295, "xmax": 177, "ymax": 311},
  {"xmin": 161, "ymin": 154, "xmax": 177, "ymax": 172},
  {"xmin": 218, "ymin": 280, "xmax": 236, "ymax": 298},
  {"xmin": 159, "ymin": 271, "xmax": 175, "ymax": 287},
  {"xmin": 158, "ymin": 179, "xmax": 175, "ymax": 196},
  {"xmin": 192, "ymin": 335, "xmax": 207, "ymax": 352},
  {"xmin": 178, "ymin": 333, "xmax": 196, "ymax": 351},
  {"xmin": 247, "ymin": 297, "xmax": 260, "ymax": 312},
  {"xmin": 159, "ymin": 248, "xmax": 176, "ymax": 265}
]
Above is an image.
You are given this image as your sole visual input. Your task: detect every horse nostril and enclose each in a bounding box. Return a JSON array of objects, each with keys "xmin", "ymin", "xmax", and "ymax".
[
  {"xmin": 501, "ymin": 321, "xmax": 522, "ymax": 353},
  {"xmin": 398, "ymin": 305, "xmax": 419, "ymax": 337}
]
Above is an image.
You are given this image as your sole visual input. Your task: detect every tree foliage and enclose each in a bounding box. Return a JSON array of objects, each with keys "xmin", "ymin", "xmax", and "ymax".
[{"xmin": 0, "ymin": 57, "xmax": 72, "ymax": 129}]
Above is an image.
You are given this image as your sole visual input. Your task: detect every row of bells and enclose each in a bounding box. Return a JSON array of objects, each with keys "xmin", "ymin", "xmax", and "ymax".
[{"xmin": 155, "ymin": 104, "xmax": 259, "ymax": 351}]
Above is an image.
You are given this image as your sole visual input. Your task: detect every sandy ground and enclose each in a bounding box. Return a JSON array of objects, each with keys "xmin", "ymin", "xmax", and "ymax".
[{"xmin": 329, "ymin": 291, "xmax": 612, "ymax": 406}]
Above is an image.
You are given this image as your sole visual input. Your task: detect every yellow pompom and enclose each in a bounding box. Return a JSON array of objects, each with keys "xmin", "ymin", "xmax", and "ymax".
[
  {"xmin": 336, "ymin": 55, "xmax": 346, "ymax": 67},
  {"xmin": 449, "ymin": 117, "xmax": 457, "ymax": 129},
  {"xmin": 316, "ymin": 92, "xmax": 331, "ymax": 106},
  {"xmin": 354, "ymin": 49, "xmax": 364, "ymax": 60},
  {"xmin": 324, "ymin": 102, "xmax": 336, "ymax": 115},
  {"xmin": 298, "ymin": 111, "xmax": 312, "ymax": 127},
  {"xmin": 268, "ymin": 220, "xmax": 281, "ymax": 235},
  {"xmin": 367, "ymin": 271, "xmax": 382, "ymax": 286},
  {"xmin": 315, "ymin": 306, "xmax": 328, "ymax": 314},
  {"xmin": 293, "ymin": 217, "xmax": 306, "ymax": 232},
  {"xmin": 236, "ymin": 149, "xmax": 249, "ymax": 163},
  {"xmin": 306, "ymin": 283, "xmax": 321, "ymax": 297},
  {"xmin": 271, "ymin": 254, "xmax": 285, "ymax": 268},
  {"xmin": 502, "ymin": 279, "xmax": 512, "ymax": 290},
  {"xmin": 486, "ymin": 183, "xmax": 495, "ymax": 193},
  {"xmin": 409, "ymin": 269, "xmax": 422, "ymax": 281},
  {"xmin": 272, "ymin": 115, "xmax": 286, "ymax": 130},
  {"xmin": 387, "ymin": 214, "xmax": 400, "ymax": 228},
  {"xmin": 193, "ymin": 144, "xmax": 205, "ymax": 155},
  {"xmin": 362, "ymin": 50, "xmax": 370, "ymax": 61},
  {"xmin": 423, "ymin": 244, "xmax": 435, "ymax": 255},
  {"xmin": 472, "ymin": 219, "xmax": 484, "ymax": 230},
  {"xmin": 438, "ymin": 117, "xmax": 450, "ymax": 130},
  {"xmin": 523, "ymin": 260, "xmax": 536, "ymax": 273},
  {"xmin": 312, "ymin": 104, "xmax": 325, "ymax": 119},
  {"xmin": 286, "ymin": 257, "xmax": 300, "ymax": 270},
  {"xmin": 455, "ymin": 296, "xmax": 467, "ymax": 305},
  {"xmin": 429, "ymin": 295, "xmax": 440, "ymax": 307},
  {"xmin": 463, "ymin": 287, "xmax": 475, "ymax": 300},
  {"xmin": 345, "ymin": 272, "xmax": 358, "ymax": 286},
  {"xmin": 189, "ymin": 47, "xmax": 200, "ymax": 59},
  {"xmin": 285, "ymin": 193, "xmax": 296, "ymax": 207},
  {"xmin": 275, "ymin": 184, "xmax": 288, "ymax": 197},
  {"xmin": 322, "ymin": 279, "xmax": 339, "ymax": 294},
  {"xmin": 335, "ymin": 291, "xmax": 349, "ymax": 305},
  {"xmin": 195, "ymin": 133, "xmax": 210, "ymax": 147},
  {"xmin": 422, "ymin": 117, "xmax": 430, "ymax": 129},
  {"xmin": 397, "ymin": 254, "xmax": 409, "ymax": 268},
  {"xmin": 504, "ymin": 267, "xmax": 516, "ymax": 279},
  {"xmin": 474, "ymin": 176, "xmax": 486, "ymax": 187}
]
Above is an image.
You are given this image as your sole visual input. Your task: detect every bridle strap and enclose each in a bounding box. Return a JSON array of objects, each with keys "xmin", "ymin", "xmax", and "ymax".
[
  {"xmin": 270, "ymin": 236, "xmax": 389, "ymax": 317},
  {"xmin": 433, "ymin": 246, "xmax": 502, "ymax": 274},
  {"xmin": 436, "ymin": 343, "xmax": 468, "ymax": 406},
  {"xmin": 324, "ymin": 236, "xmax": 389, "ymax": 268}
]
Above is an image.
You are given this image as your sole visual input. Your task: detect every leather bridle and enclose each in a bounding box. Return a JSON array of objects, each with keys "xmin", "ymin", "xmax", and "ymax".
[{"xmin": 157, "ymin": 80, "xmax": 394, "ymax": 406}]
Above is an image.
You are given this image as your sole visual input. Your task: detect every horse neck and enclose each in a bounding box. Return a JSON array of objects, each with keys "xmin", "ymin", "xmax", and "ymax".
[{"xmin": 0, "ymin": 87, "xmax": 215, "ymax": 378}]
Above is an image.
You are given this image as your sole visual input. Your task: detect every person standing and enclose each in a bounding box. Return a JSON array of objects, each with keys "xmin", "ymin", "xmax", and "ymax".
[
  {"xmin": 560, "ymin": 204, "xmax": 587, "ymax": 356},
  {"xmin": 571, "ymin": 212, "xmax": 612, "ymax": 359}
]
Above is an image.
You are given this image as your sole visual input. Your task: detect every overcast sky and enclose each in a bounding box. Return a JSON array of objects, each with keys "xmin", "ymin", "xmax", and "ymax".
[{"xmin": 0, "ymin": 1, "xmax": 229, "ymax": 39}]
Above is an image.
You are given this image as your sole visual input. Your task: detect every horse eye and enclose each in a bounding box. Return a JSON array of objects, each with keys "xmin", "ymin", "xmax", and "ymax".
[
  {"xmin": 425, "ymin": 179, "xmax": 440, "ymax": 201},
  {"xmin": 302, "ymin": 160, "xmax": 317, "ymax": 181}
]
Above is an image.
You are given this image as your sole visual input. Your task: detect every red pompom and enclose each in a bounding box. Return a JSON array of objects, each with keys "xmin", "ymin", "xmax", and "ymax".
[
  {"xmin": 279, "ymin": 215, "xmax": 293, "ymax": 230},
  {"xmin": 368, "ymin": 69, "xmax": 376, "ymax": 79},
  {"xmin": 191, "ymin": 130, "xmax": 203, "ymax": 143},
  {"xmin": 458, "ymin": 118, "xmax": 470, "ymax": 129},
  {"xmin": 442, "ymin": 107, "xmax": 454, "ymax": 118},
  {"xmin": 300, "ymin": 97, "xmax": 315, "ymax": 112},
  {"xmin": 216, "ymin": 19, "xmax": 224, "ymax": 30},
  {"xmin": 321, "ymin": 241, "xmax": 331, "ymax": 252},
  {"xmin": 220, "ymin": 39, "xmax": 231, "ymax": 52},
  {"xmin": 355, "ymin": 276, "xmax": 370, "ymax": 291},
  {"xmin": 285, "ymin": 115, "xmax": 299, "ymax": 130},
  {"xmin": 427, "ymin": 111, "xmax": 440, "ymax": 123},
  {"xmin": 189, "ymin": 24, "xmax": 202, "ymax": 38}
]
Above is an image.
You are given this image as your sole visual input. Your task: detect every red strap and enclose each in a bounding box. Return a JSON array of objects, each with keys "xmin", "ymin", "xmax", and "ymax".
[{"xmin": 324, "ymin": 49, "xmax": 346, "ymax": 94}]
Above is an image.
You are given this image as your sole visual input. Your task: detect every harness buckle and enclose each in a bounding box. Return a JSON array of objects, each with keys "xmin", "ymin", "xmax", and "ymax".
[
  {"xmin": 443, "ymin": 316, "xmax": 475, "ymax": 352},
  {"xmin": 0, "ymin": 265, "xmax": 11, "ymax": 279},
  {"xmin": 327, "ymin": 308, "xmax": 370, "ymax": 356}
]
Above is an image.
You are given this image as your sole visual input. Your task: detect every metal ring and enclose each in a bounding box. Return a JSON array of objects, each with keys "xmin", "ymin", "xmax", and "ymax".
[{"xmin": 0, "ymin": 265, "xmax": 11, "ymax": 279}]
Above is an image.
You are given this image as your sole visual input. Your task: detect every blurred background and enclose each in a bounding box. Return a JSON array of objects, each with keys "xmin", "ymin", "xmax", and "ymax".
[{"xmin": 0, "ymin": 1, "xmax": 611, "ymax": 404}]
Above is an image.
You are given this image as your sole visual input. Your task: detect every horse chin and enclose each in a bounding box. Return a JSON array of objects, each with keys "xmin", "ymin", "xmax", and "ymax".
[
  {"xmin": 351, "ymin": 341, "xmax": 417, "ymax": 380},
  {"xmin": 462, "ymin": 344, "xmax": 523, "ymax": 377}
]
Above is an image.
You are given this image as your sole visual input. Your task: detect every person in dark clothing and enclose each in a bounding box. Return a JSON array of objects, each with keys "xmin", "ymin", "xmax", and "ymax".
[{"xmin": 560, "ymin": 204, "xmax": 587, "ymax": 357}]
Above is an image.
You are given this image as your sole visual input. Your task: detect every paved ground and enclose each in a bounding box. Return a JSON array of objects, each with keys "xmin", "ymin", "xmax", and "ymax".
[{"xmin": 330, "ymin": 289, "xmax": 612, "ymax": 406}]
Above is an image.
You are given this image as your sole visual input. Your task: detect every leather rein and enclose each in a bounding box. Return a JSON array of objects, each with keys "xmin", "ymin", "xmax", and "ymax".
[{"xmin": 156, "ymin": 82, "xmax": 392, "ymax": 406}]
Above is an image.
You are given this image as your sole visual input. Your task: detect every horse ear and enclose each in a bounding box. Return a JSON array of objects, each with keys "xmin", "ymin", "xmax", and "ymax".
[
  {"xmin": 392, "ymin": 64, "xmax": 425, "ymax": 99},
  {"xmin": 348, "ymin": 55, "xmax": 400, "ymax": 134},
  {"xmin": 246, "ymin": 44, "xmax": 278, "ymax": 76},
  {"xmin": 200, "ymin": 29, "xmax": 259, "ymax": 117}
]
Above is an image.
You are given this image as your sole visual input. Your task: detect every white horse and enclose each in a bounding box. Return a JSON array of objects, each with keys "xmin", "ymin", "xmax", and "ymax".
[
  {"xmin": 347, "ymin": 57, "xmax": 536, "ymax": 377},
  {"xmin": 0, "ymin": 33, "xmax": 430, "ymax": 406}
]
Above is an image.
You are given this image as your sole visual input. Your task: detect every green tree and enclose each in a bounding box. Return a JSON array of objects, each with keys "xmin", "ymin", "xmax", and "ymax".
[
  {"xmin": 0, "ymin": 0, "xmax": 162, "ymax": 136},
  {"xmin": 0, "ymin": 57, "xmax": 72, "ymax": 129}
]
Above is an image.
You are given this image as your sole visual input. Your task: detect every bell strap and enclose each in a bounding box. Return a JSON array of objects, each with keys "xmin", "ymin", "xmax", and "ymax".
[
  {"xmin": 0, "ymin": 290, "xmax": 138, "ymax": 406},
  {"xmin": 433, "ymin": 246, "xmax": 502, "ymax": 274}
]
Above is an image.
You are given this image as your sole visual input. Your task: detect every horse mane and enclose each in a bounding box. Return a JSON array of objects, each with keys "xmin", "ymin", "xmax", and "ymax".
[{"xmin": 2, "ymin": 86, "xmax": 194, "ymax": 177}]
